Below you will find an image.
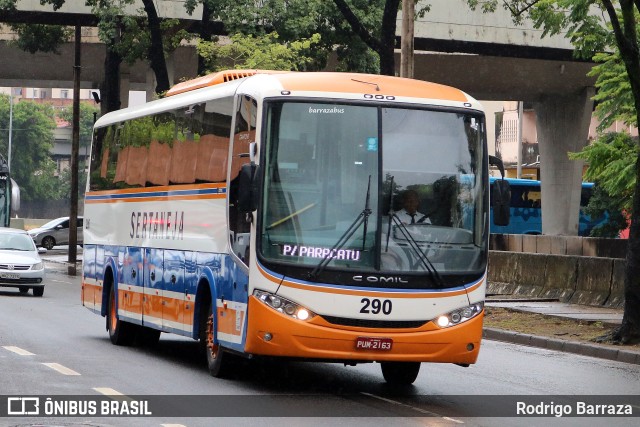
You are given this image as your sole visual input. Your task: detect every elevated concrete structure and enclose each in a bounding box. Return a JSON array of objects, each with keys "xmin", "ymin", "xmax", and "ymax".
[{"xmin": 0, "ymin": 0, "xmax": 602, "ymax": 236}]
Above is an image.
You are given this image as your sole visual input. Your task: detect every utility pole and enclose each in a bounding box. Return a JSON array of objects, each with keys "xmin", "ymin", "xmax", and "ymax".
[
  {"xmin": 68, "ymin": 24, "xmax": 81, "ymax": 275},
  {"xmin": 400, "ymin": 0, "xmax": 415, "ymax": 78},
  {"xmin": 517, "ymin": 101, "xmax": 523, "ymax": 179}
]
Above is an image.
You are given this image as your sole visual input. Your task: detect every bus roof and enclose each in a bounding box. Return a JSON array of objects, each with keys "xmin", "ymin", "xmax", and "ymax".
[
  {"xmin": 167, "ymin": 69, "xmax": 472, "ymax": 103},
  {"xmin": 95, "ymin": 70, "xmax": 482, "ymax": 128}
]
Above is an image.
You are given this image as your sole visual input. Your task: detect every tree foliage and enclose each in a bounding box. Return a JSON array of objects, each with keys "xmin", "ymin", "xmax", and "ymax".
[
  {"xmin": 0, "ymin": 96, "xmax": 58, "ymax": 202},
  {"xmin": 467, "ymin": 0, "xmax": 640, "ymax": 344},
  {"xmin": 197, "ymin": 32, "xmax": 321, "ymax": 72},
  {"xmin": 569, "ymin": 132, "xmax": 637, "ymax": 237},
  {"xmin": 185, "ymin": 0, "xmax": 389, "ymax": 74}
]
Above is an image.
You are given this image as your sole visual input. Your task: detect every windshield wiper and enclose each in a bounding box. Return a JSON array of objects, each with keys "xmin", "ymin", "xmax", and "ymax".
[
  {"xmin": 308, "ymin": 176, "xmax": 372, "ymax": 280},
  {"xmin": 389, "ymin": 214, "xmax": 445, "ymax": 288}
]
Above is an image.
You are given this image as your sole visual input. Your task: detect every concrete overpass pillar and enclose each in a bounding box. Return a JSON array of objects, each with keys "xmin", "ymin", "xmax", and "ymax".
[{"xmin": 533, "ymin": 87, "xmax": 594, "ymax": 235}]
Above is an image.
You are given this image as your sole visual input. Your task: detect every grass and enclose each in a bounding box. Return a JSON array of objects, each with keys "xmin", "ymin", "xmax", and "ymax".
[{"xmin": 484, "ymin": 306, "xmax": 640, "ymax": 350}]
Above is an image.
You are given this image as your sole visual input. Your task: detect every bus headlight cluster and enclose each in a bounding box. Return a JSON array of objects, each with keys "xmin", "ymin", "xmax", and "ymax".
[
  {"xmin": 253, "ymin": 290, "xmax": 315, "ymax": 321},
  {"xmin": 435, "ymin": 302, "xmax": 484, "ymax": 328}
]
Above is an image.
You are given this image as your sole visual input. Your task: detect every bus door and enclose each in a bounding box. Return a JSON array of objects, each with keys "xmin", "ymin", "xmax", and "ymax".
[
  {"xmin": 162, "ymin": 250, "xmax": 186, "ymax": 334},
  {"xmin": 121, "ymin": 247, "xmax": 144, "ymax": 325},
  {"xmin": 143, "ymin": 248, "xmax": 164, "ymax": 329}
]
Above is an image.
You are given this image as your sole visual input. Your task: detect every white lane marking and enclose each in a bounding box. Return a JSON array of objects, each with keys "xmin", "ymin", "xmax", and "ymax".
[
  {"xmin": 360, "ymin": 392, "xmax": 464, "ymax": 423},
  {"xmin": 42, "ymin": 362, "xmax": 81, "ymax": 376},
  {"xmin": 94, "ymin": 387, "xmax": 125, "ymax": 396},
  {"xmin": 3, "ymin": 346, "xmax": 35, "ymax": 356},
  {"xmin": 161, "ymin": 425, "xmax": 188, "ymax": 427}
]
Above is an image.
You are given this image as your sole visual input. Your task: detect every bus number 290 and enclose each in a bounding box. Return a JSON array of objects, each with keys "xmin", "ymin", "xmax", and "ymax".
[{"xmin": 360, "ymin": 298, "xmax": 392, "ymax": 315}]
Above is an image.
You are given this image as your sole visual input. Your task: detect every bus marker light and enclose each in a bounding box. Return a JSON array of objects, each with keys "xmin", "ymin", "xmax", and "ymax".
[{"xmin": 264, "ymin": 333, "xmax": 273, "ymax": 341}]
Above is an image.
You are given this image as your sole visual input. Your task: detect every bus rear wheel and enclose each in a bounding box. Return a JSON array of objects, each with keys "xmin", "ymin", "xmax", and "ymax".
[
  {"xmin": 107, "ymin": 286, "xmax": 135, "ymax": 346},
  {"xmin": 380, "ymin": 362, "xmax": 421, "ymax": 385}
]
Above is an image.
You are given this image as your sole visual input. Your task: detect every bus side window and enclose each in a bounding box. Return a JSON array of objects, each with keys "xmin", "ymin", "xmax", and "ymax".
[{"xmin": 229, "ymin": 95, "xmax": 257, "ymax": 267}]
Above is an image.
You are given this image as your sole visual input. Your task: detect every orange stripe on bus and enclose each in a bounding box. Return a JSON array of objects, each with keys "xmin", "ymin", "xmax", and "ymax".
[
  {"xmin": 84, "ymin": 194, "xmax": 225, "ymax": 204},
  {"xmin": 86, "ymin": 183, "xmax": 225, "ymax": 196}
]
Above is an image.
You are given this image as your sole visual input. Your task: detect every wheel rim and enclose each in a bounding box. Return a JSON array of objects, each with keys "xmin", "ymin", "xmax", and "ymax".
[
  {"xmin": 206, "ymin": 312, "xmax": 219, "ymax": 360},
  {"xmin": 43, "ymin": 237, "xmax": 54, "ymax": 250},
  {"xmin": 109, "ymin": 291, "xmax": 117, "ymax": 334}
]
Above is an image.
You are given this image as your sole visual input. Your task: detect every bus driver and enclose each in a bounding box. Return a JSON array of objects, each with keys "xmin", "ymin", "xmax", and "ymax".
[{"xmin": 395, "ymin": 190, "xmax": 431, "ymax": 224}]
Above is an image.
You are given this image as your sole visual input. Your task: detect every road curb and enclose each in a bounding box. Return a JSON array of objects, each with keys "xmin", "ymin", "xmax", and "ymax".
[{"xmin": 484, "ymin": 327, "xmax": 640, "ymax": 365}]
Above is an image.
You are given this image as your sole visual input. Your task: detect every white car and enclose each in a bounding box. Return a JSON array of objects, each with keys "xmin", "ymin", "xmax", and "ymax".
[{"xmin": 0, "ymin": 228, "xmax": 46, "ymax": 296}]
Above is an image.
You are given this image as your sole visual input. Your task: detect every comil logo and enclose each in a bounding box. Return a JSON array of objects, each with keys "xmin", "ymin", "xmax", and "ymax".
[{"xmin": 7, "ymin": 397, "xmax": 40, "ymax": 415}]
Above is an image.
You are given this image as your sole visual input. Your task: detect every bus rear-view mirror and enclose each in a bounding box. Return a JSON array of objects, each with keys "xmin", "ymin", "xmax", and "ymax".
[{"xmin": 238, "ymin": 162, "xmax": 261, "ymax": 213}]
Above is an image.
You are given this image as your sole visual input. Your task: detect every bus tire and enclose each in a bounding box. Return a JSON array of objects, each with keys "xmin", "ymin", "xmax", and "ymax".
[
  {"xmin": 201, "ymin": 301, "xmax": 228, "ymax": 377},
  {"xmin": 380, "ymin": 362, "xmax": 421, "ymax": 385},
  {"xmin": 107, "ymin": 285, "xmax": 135, "ymax": 346}
]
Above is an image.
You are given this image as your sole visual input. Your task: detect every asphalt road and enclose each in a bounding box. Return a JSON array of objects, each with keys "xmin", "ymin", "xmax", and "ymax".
[{"xmin": 0, "ymin": 263, "xmax": 639, "ymax": 427}]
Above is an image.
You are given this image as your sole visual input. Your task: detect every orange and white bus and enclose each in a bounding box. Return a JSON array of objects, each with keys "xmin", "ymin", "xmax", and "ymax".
[{"xmin": 82, "ymin": 70, "xmax": 503, "ymax": 384}]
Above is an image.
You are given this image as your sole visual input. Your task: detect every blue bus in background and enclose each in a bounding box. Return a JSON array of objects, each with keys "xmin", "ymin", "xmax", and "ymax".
[{"xmin": 489, "ymin": 177, "xmax": 607, "ymax": 236}]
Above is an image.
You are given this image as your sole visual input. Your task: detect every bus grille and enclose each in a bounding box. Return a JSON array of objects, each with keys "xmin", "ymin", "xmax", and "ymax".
[{"xmin": 321, "ymin": 315, "xmax": 427, "ymax": 329}]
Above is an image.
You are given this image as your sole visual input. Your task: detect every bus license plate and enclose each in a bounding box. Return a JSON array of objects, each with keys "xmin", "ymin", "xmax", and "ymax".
[
  {"xmin": 355, "ymin": 337, "xmax": 393, "ymax": 351},
  {"xmin": 0, "ymin": 273, "xmax": 20, "ymax": 280}
]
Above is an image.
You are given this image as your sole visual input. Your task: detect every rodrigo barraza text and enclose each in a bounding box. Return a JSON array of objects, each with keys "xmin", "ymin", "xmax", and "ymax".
[{"xmin": 516, "ymin": 401, "xmax": 633, "ymax": 417}]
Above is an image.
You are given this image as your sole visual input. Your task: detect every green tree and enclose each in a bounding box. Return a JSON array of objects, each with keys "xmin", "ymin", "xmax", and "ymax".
[
  {"xmin": 569, "ymin": 132, "xmax": 636, "ymax": 237},
  {"xmin": 57, "ymin": 102, "xmax": 100, "ymax": 201},
  {"xmin": 197, "ymin": 32, "xmax": 321, "ymax": 72},
  {"xmin": 0, "ymin": 96, "xmax": 58, "ymax": 202},
  {"xmin": 468, "ymin": 0, "xmax": 640, "ymax": 344},
  {"xmin": 184, "ymin": 0, "xmax": 384, "ymax": 74}
]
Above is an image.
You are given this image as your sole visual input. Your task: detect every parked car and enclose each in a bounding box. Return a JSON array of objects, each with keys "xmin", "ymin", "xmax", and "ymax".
[
  {"xmin": 0, "ymin": 228, "xmax": 46, "ymax": 296},
  {"xmin": 28, "ymin": 217, "xmax": 83, "ymax": 250}
]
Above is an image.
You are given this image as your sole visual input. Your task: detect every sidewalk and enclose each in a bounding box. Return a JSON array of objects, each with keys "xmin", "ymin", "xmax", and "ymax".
[{"xmin": 484, "ymin": 298, "xmax": 640, "ymax": 365}]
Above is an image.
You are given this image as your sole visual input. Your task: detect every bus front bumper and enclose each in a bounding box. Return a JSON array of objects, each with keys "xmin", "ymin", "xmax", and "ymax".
[{"xmin": 244, "ymin": 296, "xmax": 482, "ymax": 364}]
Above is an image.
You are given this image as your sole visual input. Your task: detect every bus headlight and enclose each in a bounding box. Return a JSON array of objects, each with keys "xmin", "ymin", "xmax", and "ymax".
[
  {"xmin": 253, "ymin": 290, "xmax": 316, "ymax": 321},
  {"xmin": 435, "ymin": 302, "xmax": 484, "ymax": 328}
]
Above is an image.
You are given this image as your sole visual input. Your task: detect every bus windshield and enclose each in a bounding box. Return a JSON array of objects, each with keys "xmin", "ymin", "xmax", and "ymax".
[{"xmin": 258, "ymin": 101, "xmax": 487, "ymax": 288}]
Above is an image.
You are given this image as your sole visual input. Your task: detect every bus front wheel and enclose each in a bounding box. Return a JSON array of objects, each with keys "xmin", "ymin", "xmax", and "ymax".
[
  {"xmin": 380, "ymin": 362, "xmax": 421, "ymax": 385},
  {"xmin": 201, "ymin": 301, "xmax": 229, "ymax": 377}
]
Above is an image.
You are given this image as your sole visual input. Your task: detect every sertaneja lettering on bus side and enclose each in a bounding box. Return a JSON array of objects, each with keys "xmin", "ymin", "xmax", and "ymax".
[{"xmin": 129, "ymin": 211, "xmax": 185, "ymax": 240}]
